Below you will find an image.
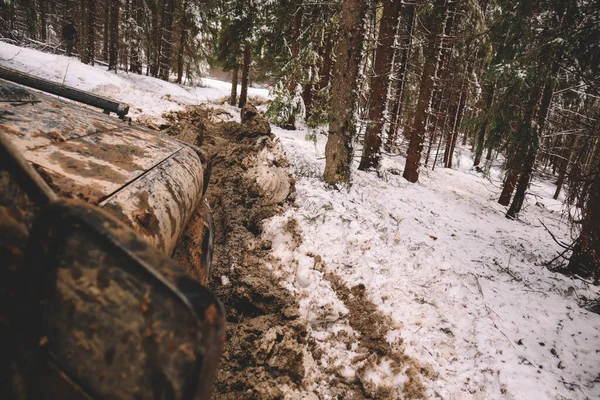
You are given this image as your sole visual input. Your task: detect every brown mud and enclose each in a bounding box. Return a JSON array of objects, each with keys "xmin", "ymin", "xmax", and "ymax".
[{"xmin": 165, "ymin": 105, "xmax": 428, "ymax": 399}]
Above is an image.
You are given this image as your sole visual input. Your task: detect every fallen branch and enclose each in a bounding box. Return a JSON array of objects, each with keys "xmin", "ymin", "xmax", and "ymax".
[
  {"xmin": 472, "ymin": 273, "xmax": 516, "ymax": 349},
  {"xmin": 539, "ymin": 218, "xmax": 571, "ymax": 250}
]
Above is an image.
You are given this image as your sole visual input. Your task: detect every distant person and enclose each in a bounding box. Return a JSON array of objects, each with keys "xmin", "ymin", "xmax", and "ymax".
[{"xmin": 62, "ymin": 21, "xmax": 77, "ymax": 57}]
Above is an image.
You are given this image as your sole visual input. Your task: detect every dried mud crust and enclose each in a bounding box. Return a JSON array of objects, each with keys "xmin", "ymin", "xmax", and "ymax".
[{"xmin": 165, "ymin": 106, "xmax": 428, "ymax": 399}]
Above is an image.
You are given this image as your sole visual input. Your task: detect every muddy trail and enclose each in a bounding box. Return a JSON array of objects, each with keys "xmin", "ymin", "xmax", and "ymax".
[{"xmin": 164, "ymin": 105, "xmax": 428, "ymax": 399}]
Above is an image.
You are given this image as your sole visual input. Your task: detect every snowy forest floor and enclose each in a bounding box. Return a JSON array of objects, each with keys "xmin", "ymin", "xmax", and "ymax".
[{"xmin": 1, "ymin": 42, "xmax": 599, "ymax": 399}]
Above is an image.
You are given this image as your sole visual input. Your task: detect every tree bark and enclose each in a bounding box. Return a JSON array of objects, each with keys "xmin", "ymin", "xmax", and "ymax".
[
  {"xmin": 87, "ymin": 0, "xmax": 96, "ymax": 65},
  {"xmin": 553, "ymin": 135, "xmax": 577, "ymax": 200},
  {"xmin": 323, "ymin": 0, "xmax": 369, "ymax": 185},
  {"xmin": 129, "ymin": 0, "xmax": 143, "ymax": 74},
  {"xmin": 150, "ymin": 0, "xmax": 160, "ymax": 77},
  {"xmin": 159, "ymin": 0, "xmax": 175, "ymax": 81},
  {"xmin": 317, "ymin": 27, "xmax": 335, "ymax": 92},
  {"xmin": 80, "ymin": 0, "xmax": 89, "ymax": 64},
  {"xmin": 39, "ymin": 0, "xmax": 47, "ymax": 42},
  {"xmin": 506, "ymin": 62, "xmax": 558, "ymax": 219},
  {"xmin": 403, "ymin": 0, "xmax": 448, "ymax": 183},
  {"xmin": 103, "ymin": 0, "xmax": 109, "ymax": 61},
  {"xmin": 473, "ymin": 81, "xmax": 495, "ymax": 167},
  {"xmin": 238, "ymin": 44, "xmax": 251, "ymax": 108},
  {"xmin": 445, "ymin": 68, "xmax": 470, "ymax": 168},
  {"xmin": 230, "ymin": 64, "xmax": 239, "ymax": 106},
  {"xmin": 176, "ymin": 0, "xmax": 190, "ymax": 83},
  {"xmin": 285, "ymin": 4, "xmax": 303, "ymax": 128},
  {"xmin": 358, "ymin": 0, "xmax": 402, "ymax": 171},
  {"xmin": 385, "ymin": 3, "xmax": 415, "ymax": 151},
  {"xmin": 505, "ymin": 80, "xmax": 546, "ymax": 218},
  {"xmin": 108, "ymin": 0, "xmax": 119, "ymax": 71},
  {"xmin": 567, "ymin": 161, "xmax": 600, "ymax": 281}
]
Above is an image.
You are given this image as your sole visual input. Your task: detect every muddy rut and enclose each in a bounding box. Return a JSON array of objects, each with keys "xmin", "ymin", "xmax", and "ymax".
[{"xmin": 165, "ymin": 106, "xmax": 427, "ymax": 399}]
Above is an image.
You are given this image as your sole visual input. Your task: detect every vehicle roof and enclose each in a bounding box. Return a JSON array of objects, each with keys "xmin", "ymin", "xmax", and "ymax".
[{"xmin": 0, "ymin": 79, "xmax": 205, "ymax": 255}]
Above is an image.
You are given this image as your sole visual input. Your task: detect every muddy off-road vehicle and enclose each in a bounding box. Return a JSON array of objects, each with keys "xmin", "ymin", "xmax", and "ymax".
[{"xmin": 0, "ymin": 68, "xmax": 225, "ymax": 399}]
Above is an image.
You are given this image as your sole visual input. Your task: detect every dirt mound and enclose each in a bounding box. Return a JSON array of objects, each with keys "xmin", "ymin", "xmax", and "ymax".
[{"xmin": 165, "ymin": 106, "xmax": 305, "ymax": 399}]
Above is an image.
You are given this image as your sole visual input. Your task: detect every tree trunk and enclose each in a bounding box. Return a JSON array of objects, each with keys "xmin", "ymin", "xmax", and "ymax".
[
  {"xmin": 285, "ymin": 4, "xmax": 303, "ymax": 128},
  {"xmin": 505, "ymin": 80, "xmax": 546, "ymax": 218},
  {"xmin": 506, "ymin": 62, "xmax": 558, "ymax": 219},
  {"xmin": 567, "ymin": 163, "xmax": 600, "ymax": 281},
  {"xmin": 39, "ymin": 0, "xmax": 47, "ymax": 42},
  {"xmin": 498, "ymin": 168, "xmax": 519, "ymax": 206},
  {"xmin": 302, "ymin": 83, "xmax": 314, "ymax": 120},
  {"xmin": 445, "ymin": 70, "xmax": 470, "ymax": 168},
  {"xmin": 103, "ymin": 0, "xmax": 109, "ymax": 61},
  {"xmin": 80, "ymin": 0, "xmax": 89, "ymax": 64},
  {"xmin": 238, "ymin": 45, "xmax": 251, "ymax": 108},
  {"xmin": 317, "ymin": 27, "xmax": 335, "ymax": 92},
  {"xmin": 385, "ymin": 3, "xmax": 415, "ymax": 151},
  {"xmin": 150, "ymin": 0, "xmax": 160, "ymax": 77},
  {"xmin": 323, "ymin": 0, "xmax": 369, "ymax": 185},
  {"xmin": 473, "ymin": 81, "xmax": 495, "ymax": 167},
  {"xmin": 108, "ymin": 0, "xmax": 119, "ymax": 71},
  {"xmin": 159, "ymin": 0, "xmax": 175, "ymax": 81},
  {"xmin": 230, "ymin": 64, "xmax": 239, "ymax": 106},
  {"xmin": 87, "ymin": 0, "xmax": 96, "ymax": 65},
  {"xmin": 553, "ymin": 135, "xmax": 578, "ymax": 200},
  {"xmin": 403, "ymin": 0, "xmax": 448, "ymax": 183},
  {"xmin": 176, "ymin": 0, "xmax": 190, "ymax": 83},
  {"xmin": 129, "ymin": 0, "xmax": 143, "ymax": 74},
  {"xmin": 358, "ymin": 0, "xmax": 402, "ymax": 172}
]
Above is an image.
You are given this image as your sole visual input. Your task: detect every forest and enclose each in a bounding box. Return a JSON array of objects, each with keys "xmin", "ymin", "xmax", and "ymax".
[
  {"xmin": 1, "ymin": 0, "xmax": 598, "ymax": 298},
  {"xmin": 1, "ymin": 0, "xmax": 600, "ymax": 398}
]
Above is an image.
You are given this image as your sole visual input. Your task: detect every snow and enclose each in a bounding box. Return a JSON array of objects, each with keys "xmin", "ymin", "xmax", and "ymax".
[
  {"xmin": 3, "ymin": 43, "xmax": 598, "ymax": 399},
  {"xmin": 0, "ymin": 41, "xmax": 268, "ymax": 120},
  {"xmin": 264, "ymin": 125, "xmax": 600, "ymax": 399}
]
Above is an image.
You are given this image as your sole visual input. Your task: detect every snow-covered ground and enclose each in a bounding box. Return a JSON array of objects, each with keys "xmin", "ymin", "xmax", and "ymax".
[
  {"xmin": 0, "ymin": 41, "xmax": 268, "ymax": 120},
  {"xmin": 3, "ymin": 43, "xmax": 599, "ymax": 399},
  {"xmin": 264, "ymin": 126, "xmax": 600, "ymax": 399}
]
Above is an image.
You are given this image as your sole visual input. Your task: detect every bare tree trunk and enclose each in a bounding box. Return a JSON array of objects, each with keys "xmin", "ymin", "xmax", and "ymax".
[
  {"xmin": 80, "ymin": 0, "xmax": 89, "ymax": 63},
  {"xmin": 506, "ymin": 61, "xmax": 558, "ymax": 219},
  {"xmin": 505, "ymin": 81, "xmax": 546, "ymax": 218},
  {"xmin": 445, "ymin": 70, "xmax": 470, "ymax": 168},
  {"xmin": 108, "ymin": 0, "xmax": 119, "ymax": 71},
  {"xmin": 317, "ymin": 27, "xmax": 335, "ymax": 92},
  {"xmin": 473, "ymin": 81, "xmax": 495, "ymax": 167},
  {"xmin": 39, "ymin": 0, "xmax": 47, "ymax": 42},
  {"xmin": 498, "ymin": 168, "xmax": 519, "ymax": 206},
  {"xmin": 385, "ymin": 3, "xmax": 415, "ymax": 151},
  {"xmin": 159, "ymin": 0, "xmax": 175, "ymax": 81},
  {"xmin": 129, "ymin": 0, "xmax": 143, "ymax": 74},
  {"xmin": 567, "ymin": 159, "xmax": 600, "ymax": 280},
  {"xmin": 285, "ymin": 4, "xmax": 303, "ymax": 128},
  {"xmin": 176, "ymin": 0, "xmax": 189, "ymax": 84},
  {"xmin": 238, "ymin": 45, "xmax": 251, "ymax": 108},
  {"xmin": 103, "ymin": 0, "xmax": 109, "ymax": 61},
  {"xmin": 150, "ymin": 0, "xmax": 160, "ymax": 77},
  {"xmin": 358, "ymin": 0, "xmax": 402, "ymax": 171},
  {"xmin": 553, "ymin": 135, "xmax": 578, "ymax": 200},
  {"xmin": 230, "ymin": 64, "xmax": 239, "ymax": 106},
  {"xmin": 87, "ymin": 0, "xmax": 96, "ymax": 65},
  {"xmin": 323, "ymin": 0, "xmax": 369, "ymax": 185},
  {"xmin": 403, "ymin": 0, "xmax": 448, "ymax": 183}
]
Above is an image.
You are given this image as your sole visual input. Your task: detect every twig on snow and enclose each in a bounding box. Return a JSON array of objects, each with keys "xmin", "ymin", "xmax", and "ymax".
[
  {"xmin": 538, "ymin": 218, "xmax": 571, "ymax": 250},
  {"xmin": 472, "ymin": 273, "xmax": 516, "ymax": 349}
]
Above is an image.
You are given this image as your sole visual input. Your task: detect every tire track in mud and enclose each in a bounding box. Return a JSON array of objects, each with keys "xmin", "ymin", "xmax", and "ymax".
[{"xmin": 166, "ymin": 105, "xmax": 429, "ymax": 399}]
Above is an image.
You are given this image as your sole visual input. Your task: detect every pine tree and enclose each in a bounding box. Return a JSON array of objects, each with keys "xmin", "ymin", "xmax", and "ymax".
[
  {"xmin": 323, "ymin": 0, "xmax": 369, "ymax": 185},
  {"xmin": 108, "ymin": 0, "xmax": 119, "ymax": 71},
  {"xmin": 403, "ymin": 0, "xmax": 449, "ymax": 183},
  {"xmin": 358, "ymin": 0, "xmax": 402, "ymax": 172}
]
